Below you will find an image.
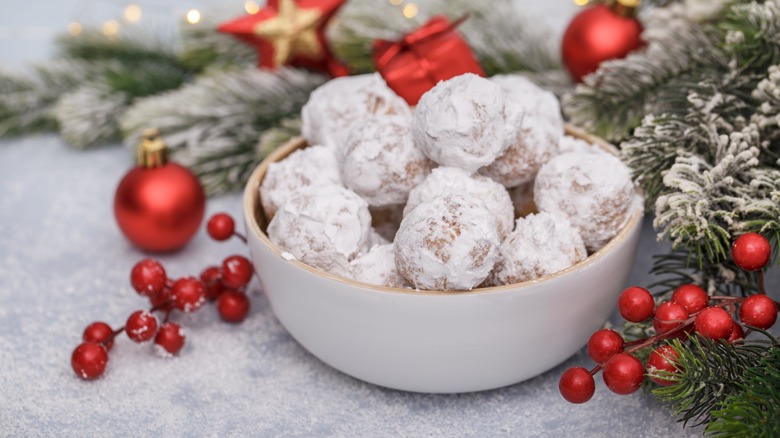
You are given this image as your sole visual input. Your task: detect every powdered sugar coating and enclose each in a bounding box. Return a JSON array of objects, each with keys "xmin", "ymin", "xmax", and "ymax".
[
  {"xmin": 534, "ymin": 152, "xmax": 635, "ymax": 252},
  {"xmin": 490, "ymin": 74, "xmax": 563, "ymax": 134},
  {"xmin": 341, "ymin": 117, "xmax": 433, "ymax": 207},
  {"xmin": 485, "ymin": 212, "xmax": 587, "ymax": 286},
  {"xmin": 259, "ymin": 145, "xmax": 341, "ymax": 220},
  {"xmin": 301, "ymin": 73, "xmax": 411, "ymax": 151},
  {"xmin": 404, "ymin": 167, "xmax": 514, "ymax": 240},
  {"xmin": 350, "ymin": 244, "xmax": 410, "ymax": 288},
  {"xmin": 267, "ymin": 184, "xmax": 371, "ymax": 277},
  {"xmin": 558, "ymin": 135, "xmax": 611, "ymax": 156},
  {"xmin": 412, "ymin": 74, "xmax": 514, "ymax": 172},
  {"xmin": 479, "ymin": 112, "xmax": 560, "ymax": 187},
  {"xmin": 394, "ymin": 194, "xmax": 501, "ymax": 291}
]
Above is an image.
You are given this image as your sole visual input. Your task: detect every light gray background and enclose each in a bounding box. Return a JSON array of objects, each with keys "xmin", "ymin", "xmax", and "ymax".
[{"xmin": 2, "ymin": 1, "xmax": 778, "ymax": 436}]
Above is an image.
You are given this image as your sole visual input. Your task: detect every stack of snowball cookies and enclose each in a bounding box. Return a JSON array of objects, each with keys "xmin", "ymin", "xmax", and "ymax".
[{"xmin": 259, "ymin": 73, "xmax": 638, "ymax": 291}]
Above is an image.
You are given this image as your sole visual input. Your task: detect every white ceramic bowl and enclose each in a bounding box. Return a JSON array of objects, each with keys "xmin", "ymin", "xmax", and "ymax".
[{"xmin": 243, "ymin": 125, "xmax": 643, "ymax": 393}]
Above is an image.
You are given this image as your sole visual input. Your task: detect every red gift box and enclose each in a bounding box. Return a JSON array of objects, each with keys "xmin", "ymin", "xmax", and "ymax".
[{"xmin": 372, "ymin": 15, "xmax": 485, "ymax": 106}]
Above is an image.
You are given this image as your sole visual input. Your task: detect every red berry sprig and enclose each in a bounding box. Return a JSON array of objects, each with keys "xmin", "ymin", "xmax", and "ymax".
[
  {"xmin": 71, "ymin": 213, "xmax": 254, "ymax": 380},
  {"xmin": 559, "ymin": 232, "xmax": 778, "ymax": 404}
]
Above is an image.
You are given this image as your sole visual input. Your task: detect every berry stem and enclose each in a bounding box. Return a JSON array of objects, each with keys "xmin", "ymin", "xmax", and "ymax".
[
  {"xmin": 234, "ymin": 231, "xmax": 247, "ymax": 244},
  {"xmin": 758, "ymin": 270, "xmax": 766, "ymax": 295},
  {"xmin": 101, "ymin": 326, "xmax": 126, "ymax": 347}
]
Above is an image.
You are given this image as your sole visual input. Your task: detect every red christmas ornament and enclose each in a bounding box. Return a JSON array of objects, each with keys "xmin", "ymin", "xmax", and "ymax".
[
  {"xmin": 218, "ymin": 0, "xmax": 348, "ymax": 76},
  {"xmin": 561, "ymin": 0, "xmax": 645, "ymax": 82},
  {"xmin": 372, "ymin": 15, "xmax": 485, "ymax": 106},
  {"xmin": 114, "ymin": 129, "xmax": 205, "ymax": 253}
]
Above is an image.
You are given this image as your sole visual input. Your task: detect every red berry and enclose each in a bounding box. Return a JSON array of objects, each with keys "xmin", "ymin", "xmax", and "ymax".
[
  {"xmin": 83, "ymin": 321, "xmax": 115, "ymax": 351},
  {"xmin": 739, "ymin": 294, "xmax": 778, "ymax": 329},
  {"xmin": 728, "ymin": 322, "xmax": 745, "ymax": 342},
  {"xmin": 125, "ymin": 310, "xmax": 158, "ymax": 343},
  {"xmin": 171, "ymin": 277, "xmax": 206, "ymax": 312},
  {"xmin": 149, "ymin": 282, "xmax": 174, "ymax": 311},
  {"xmin": 653, "ymin": 301, "xmax": 690, "ymax": 338},
  {"xmin": 587, "ymin": 329, "xmax": 624, "ymax": 364},
  {"xmin": 602, "ymin": 353, "xmax": 645, "ymax": 395},
  {"xmin": 218, "ymin": 290, "xmax": 250, "ymax": 323},
  {"xmin": 694, "ymin": 307, "xmax": 733, "ymax": 340},
  {"xmin": 154, "ymin": 322, "xmax": 186, "ymax": 356},
  {"xmin": 221, "ymin": 255, "xmax": 253, "ymax": 289},
  {"xmin": 71, "ymin": 342, "xmax": 108, "ymax": 380},
  {"xmin": 207, "ymin": 213, "xmax": 235, "ymax": 241},
  {"xmin": 618, "ymin": 286, "xmax": 655, "ymax": 322},
  {"xmin": 671, "ymin": 284, "xmax": 709, "ymax": 314},
  {"xmin": 647, "ymin": 345, "xmax": 680, "ymax": 386},
  {"xmin": 130, "ymin": 259, "xmax": 167, "ymax": 297},
  {"xmin": 731, "ymin": 233, "xmax": 771, "ymax": 271},
  {"xmin": 559, "ymin": 367, "xmax": 595, "ymax": 404},
  {"xmin": 200, "ymin": 266, "xmax": 225, "ymax": 300}
]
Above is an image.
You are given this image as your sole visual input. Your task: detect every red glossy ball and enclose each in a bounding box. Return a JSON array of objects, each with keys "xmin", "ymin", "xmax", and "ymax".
[
  {"xmin": 587, "ymin": 329, "xmax": 625, "ymax": 364},
  {"xmin": 207, "ymin": 213, "xmax": 235, "ymax": 241},
  {"xmin": 694, "ymin": 307, "xmax": 734, "ymax": 340},
  {"xmin": 602, "ymin": 353, "xmax": 645, "ymax": 395},
  {"xmin": 739, "ymin": 294, "xmax": 778, "ymax": 329},
  {"xmin": 83, "ymin": 321, "xmax": 115, "ymax": 351},
  {"xmin": 671, "ymin": 284, "xmax": 709, "ymax": 314},
  {"xmin": 114, "ymin": 162, "xmax": 205, "ymax": 252},
  {"xmin": 728, "ymin": 322, "xmax": 745, "ymax": 342},
  {"xmin": 653, "ymin": 301, "xmax": 690, "ymax": 337},
  {"xmin": 171, "ymin": 277, "xmax": 206, "ymax": 313},
  {"xmin": 200, "ymin": 266, "xmax": 225, "ymax": 301},
  {"xmin": 731, "ymin": 233, "xmax": 771, "ymax": 272},
  {"xmin": 221, "ymin": 255, "xmax": 254, "ymax": 289},
  {"xmin": 647, "ymin": 345, "xmax": 680, "ymax": 386},
  {"xmin": 125, "ymin": 310, "xmax": 159, "ymax": 343},
  {"xmin": 71, "ymin": 342, "xmax": 109, "ymax": 380},
  {"xmin": 154, "ymin": 322, "xmax": 186, "ymax": 356},
  {"xmin": 218, "ymin": 290, "xmax": 251, "ymax": 323},
  {"xmin": 561, "ymin": 4, "xmax": 644, "ymax": 82},
  {"xmin": 559, "ymin": 367, "xmax": 595, "ymax": 404},
  {"xmin": 130, "ymin": 258, "xmax": 167, "ymax": 297},
  {"xmin": 618, "ymin": 286, "xmax": 655, "ymax": 322}
]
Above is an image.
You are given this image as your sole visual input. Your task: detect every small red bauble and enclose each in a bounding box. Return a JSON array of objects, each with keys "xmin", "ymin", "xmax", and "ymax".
[
  {"xmin": 559, "ymin": 367, "xmax": 595, "ymax": 404},
  {"xmin": 171, "ymin": 277, "xmax": 206, "ymax": 313},
  {"xmin": 653, "ymin": 301, "xmax": 690, "ymax": 337},
  {"xmin": 671, "ymin": 284, "xmax": 709, "ymax": 314},
  {"xmin": 125, "ymin": 310, "xmax": 159, "ymax": 343},
  {"xmin": 130, "ymin": 258, "xmax": 167, "ymax": 297},
  {"xmin": 731, "ymin": 232, "xmax": 771, "ymax": 271},
  {"xmin": 200, "ymin": 266, "xmax": 225, "ymax": 300},
  {"xmin": 207, "ymin": 213, "xmax": 235, "ymax": 241},
  {"xmin": 694, "ymin": 307, "xmax": 734, "ymax": 340},
  {"xmin": 602, "ymin": 353, "xmax": 645, "ymax": 395},
  {"xmin": 587, "ymin": 329, "xmax": 625, "ymax": 364},
  {"xmin": 218, "ymin": 290, "xmax": 251, "ymax": 323},
  {"xmin": 728, "ymin": 321, "xmax": 745, "ymax": 342},
  {"xmin": 739, "ymin": 294, "xmax": 778, "ymax": 329},
  {"xmin": 561, "ymin": 3, "xmax": 645, "ymax": 82},
  {"xmin": 71, "ymin": 342, "xmax": 109, "ymax": 380},
  {"xmin": 618, "ymin": 286, "xmax": 655, "ymax": 322},
  {"xmin": 154, "ymin": 322, "xmax": 186, "ymax": 356},
  {"xmin": 83, "ymin": 321, "xmax": 115, "ymax": 351},
  {"xmin": 647, "ymin": 345, "xmax": 680, "ymax": 386},
  {"xmin": 221, "ymin": 255, "xmax": 254, "ymax": 289},
  {"xmin": 114, "ymin": 129, "xmax": 205, "ymax": 253}
]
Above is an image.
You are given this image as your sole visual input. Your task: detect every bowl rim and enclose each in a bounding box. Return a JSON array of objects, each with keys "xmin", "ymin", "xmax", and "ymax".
[{"xmin": 244, "ymin": 123, "xmax": 644, "ymax": 297}]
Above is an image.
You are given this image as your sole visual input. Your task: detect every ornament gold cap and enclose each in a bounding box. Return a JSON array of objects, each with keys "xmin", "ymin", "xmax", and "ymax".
[
  {"xmin": 137, "ymin": 128, "xmax": 168, "ymax": 168},
  {"xmin": 610, "ymin": 0, "xmax": 639, "ymax": 17}
]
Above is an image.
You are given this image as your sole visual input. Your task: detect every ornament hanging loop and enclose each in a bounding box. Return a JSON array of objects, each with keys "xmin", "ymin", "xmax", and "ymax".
[{"xmin": 137, "ymin": 128, "xmax": 168, "ymax": 169}]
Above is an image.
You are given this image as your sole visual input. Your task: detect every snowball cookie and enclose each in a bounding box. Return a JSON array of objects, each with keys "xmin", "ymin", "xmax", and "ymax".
[
  {"xmin": 404, "ymin": 167, "xmax": 514, "ymax": 240},
  {"xmin": 259, "ymin": 145, "xmax": 341, "ymax": 220},
  {"xmin": 341, "ymin": 116, "xmax": 433, "ymax": 207},
  {"xmin": 412, "ymin": 73, "xmax": 514, "ymax": 172},
  {"xmin": 558, "ymin": 134, "xmax": 611, "ymax": 156},
  {"xmin": 268, "ymin": 184, "xmax": 371, "ymax": 278},
  {"xmin": 350, "ymin": 244, "xmax": 410, "ymax": 288},
  {"xmin": 479, "ymin": 111, "xmax": 560, "ymax": 188},
  {"xmin": 301, "ymin": 73, "xmax": 411, "ymax": 151},
  {"xmin": 534, "ymin": 152, "xmax": 635, "ymax": 252},
  {"xmin": 490, "ymin": 74, "xmax": 564, "ymax": 134},
  {"xmin": 485, "ymin": 212, "xmax": 587, "ymax": 286},
  {"xmin": 394, "ymin": 194, "xmax": 501, "ymax": 291}
]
